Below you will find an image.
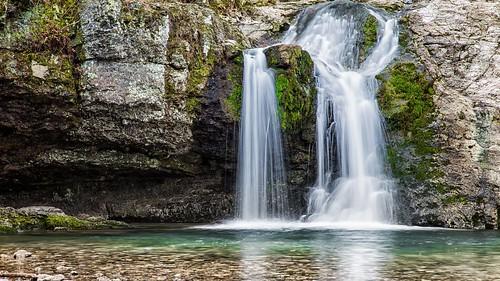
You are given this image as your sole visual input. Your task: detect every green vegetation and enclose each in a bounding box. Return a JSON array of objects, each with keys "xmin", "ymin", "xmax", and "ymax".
[
  {"xmin": 207, "ymin": 0, "xmax": 276, "ymax": 15},
  {"xmin": 0, "ymin": 0, "xmax": 78, "ymax": 54},
  {"xmin": 44, "ymin": 214, "xmax": 89, "ymax": 230},
  {"xmin": 379, "ymin": 62, "xmax": 436, "ymax": 155},
  {"xmin": 28, "ymin": 0, "xmax": 79, "ymax": 54},
  {"xmin": 360, "ymin": 15, "xmax": 378, "ymax": 60},
  {"xmin": 185, "ymin": 96, "xmax": 201, "ymax": 114},
  {"xmin": 0, "ymin": 209, "xmax": 127, "ymax": 233},
  {"xmin": 225, "ymin": 54, "xmax": 244, "ymax": 120},
  {"xmin": 379, "ymin": 62, "xmax": 446, "ymax": 192},
  {"xmin": 266, "ymin": 46, "xmax": 317, "ymax": 132}
]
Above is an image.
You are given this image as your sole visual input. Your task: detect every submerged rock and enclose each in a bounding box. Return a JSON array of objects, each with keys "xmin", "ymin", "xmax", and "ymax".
[
  {"xmin": 37, "ymin": 274, "xmax": 65, "ymax": 281},
  {"xmin": 13, "ymin": 250, "xmax": 32, "ymax": 260}
]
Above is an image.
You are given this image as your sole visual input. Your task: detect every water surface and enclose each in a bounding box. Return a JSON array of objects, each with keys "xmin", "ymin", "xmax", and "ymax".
[{"xmin": 1, "ymin": 224, "xmax": 499, "ymax": 280}]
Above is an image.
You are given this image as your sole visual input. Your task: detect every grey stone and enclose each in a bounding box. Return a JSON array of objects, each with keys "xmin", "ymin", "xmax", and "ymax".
[
  {"xmin": 17, "ymin": 206, "xmax": 65, "ymax": 216},
  {"xmin": 80, "ymin": 0, "xmax": 170, "ymax": 63}
]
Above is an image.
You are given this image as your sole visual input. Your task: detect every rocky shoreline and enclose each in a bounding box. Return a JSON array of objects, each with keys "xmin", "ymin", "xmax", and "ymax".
[{"xmin": 0, "ymin": 206, "xmax": 127, "ymax": 233}]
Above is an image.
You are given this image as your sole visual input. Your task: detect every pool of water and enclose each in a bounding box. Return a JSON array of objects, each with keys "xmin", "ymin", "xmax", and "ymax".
[{"xmin": 1, "ymin": 223, "xmax": 499, "ymax": 280}]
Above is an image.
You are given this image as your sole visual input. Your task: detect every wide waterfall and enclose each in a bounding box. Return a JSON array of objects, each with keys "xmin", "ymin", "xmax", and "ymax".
[
  {"xmin": 237, "ymin": 1, "xmax": 398, "ymax": 223},
  {"xmin": 284, "ymin": 2, "xmax": 399, "ymax": 223},
  {"xmin": 237, "ymin": 48, "xmax": 288, "ymax": 220}
]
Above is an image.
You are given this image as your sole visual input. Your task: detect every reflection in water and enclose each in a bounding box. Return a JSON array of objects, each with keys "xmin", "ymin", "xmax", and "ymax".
[
  {"xmin": 331, "ymin": 232, "xmax": 391, "ymax": 281},
  {"xmin": 240, "ymin": 234, "xmax": 267, "ymax": 280},
  {"xmin": 238, "ymin": 230, "xmax": 394, "ymax": 280}
]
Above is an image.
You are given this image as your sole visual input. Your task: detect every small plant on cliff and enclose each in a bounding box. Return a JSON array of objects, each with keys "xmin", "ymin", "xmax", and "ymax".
[{"xmin": 28, "ymin": 0, "xmax": 79, "ymax": 54}]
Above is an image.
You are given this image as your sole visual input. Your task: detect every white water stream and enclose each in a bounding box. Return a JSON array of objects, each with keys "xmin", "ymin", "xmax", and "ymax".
[{"xmin": 237, "ymin": 48, "xmax": 288, "ymax": 220}]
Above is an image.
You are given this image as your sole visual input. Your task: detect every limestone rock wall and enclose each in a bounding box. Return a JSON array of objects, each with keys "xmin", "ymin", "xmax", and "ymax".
[{"xmin": 400, "ymin": 0, "xmax": 500, "ymax": 228}]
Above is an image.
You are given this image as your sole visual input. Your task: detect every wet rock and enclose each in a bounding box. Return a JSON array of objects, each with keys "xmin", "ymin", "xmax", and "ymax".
[{"xmin": 13, "ymin": 250, "xmax": 32, "ymax": 260}]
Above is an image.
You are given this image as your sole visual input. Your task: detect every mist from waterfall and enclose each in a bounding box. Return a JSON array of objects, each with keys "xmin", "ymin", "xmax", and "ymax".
[
  {"xmin": 236, "ymin": 1, "xmax": 399, "ymax": 224},
  {"xmin": 237, "ymin": 48, "xmax": 288, "ymax": 221},
  {"xmin": 283, "ymin": 2, "xmax": 399, "ymax": 223}
]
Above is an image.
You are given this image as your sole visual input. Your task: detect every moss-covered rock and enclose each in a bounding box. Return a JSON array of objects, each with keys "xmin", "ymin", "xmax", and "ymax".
[
  {"xmin": 377, "ymin": 61, "xmax": 463, "ymax": 225},
  {"xmin": 224, "ymin": 54, "xmax": 244, "ymax": 120},
  {"xmin": 378, "ymin": 62, "xmax": 437, "ymax": 169},
  {"xmin": 0, "ymin": 0, "xmax": 79, "ymax": 54},
  {"xmin": 0, "ymin": 207, "xmax": 127, "ymax": 233},
  {"xmin": 264, "ymin": 44, "xmax": 317, "ymax": 215},
  {"xmin": 360, "ymin": 14, "xmax": 378, "ymax": 62},
  {"xmin": 265, "ymin": 44, "xmax": 316, "ymax": 132}
]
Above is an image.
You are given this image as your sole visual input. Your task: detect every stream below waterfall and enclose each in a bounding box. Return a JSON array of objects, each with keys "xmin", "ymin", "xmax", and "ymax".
[{"xmin": 1, "ymin": 225, "xmax": 500, "ymax": 280}]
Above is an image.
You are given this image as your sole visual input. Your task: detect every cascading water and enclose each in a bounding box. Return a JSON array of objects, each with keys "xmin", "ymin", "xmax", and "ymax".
[
  {"xmin": 283, "ymin": 2, "xmax": 399, "ymax": 223},
  {"xmin": 237, "ymin": 48, "xmax": 288, "ymax": 221},
  {"xmin": 236, "ymin": 1, "xmax": 399, "ymax": 224}
]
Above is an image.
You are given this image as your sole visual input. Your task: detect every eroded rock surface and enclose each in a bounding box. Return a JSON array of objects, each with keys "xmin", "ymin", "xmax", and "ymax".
[{"xmin": 391, "ymin": 0, "xmax": 500, "ymax": 228}]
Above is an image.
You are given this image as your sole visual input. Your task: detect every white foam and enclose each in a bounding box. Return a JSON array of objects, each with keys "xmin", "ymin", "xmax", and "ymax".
[{"xmin": 193, "ymin": 220, "xmax": 449, "ymax": 231}]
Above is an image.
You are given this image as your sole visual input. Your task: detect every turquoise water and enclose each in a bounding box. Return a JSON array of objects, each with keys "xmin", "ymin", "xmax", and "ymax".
[{"xmin": 1, "ymin": 224, "xmax": 500, "ymax": 280}]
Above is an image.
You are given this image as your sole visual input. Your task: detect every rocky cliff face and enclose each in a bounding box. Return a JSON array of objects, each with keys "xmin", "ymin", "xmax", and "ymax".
[
  {"xmin": 357, "ymin": 0, "xmax": 499, "ymax": 228},
  {"xmin": 0, "ymin": 0, "xmax": 498, "ymax": 228},
  {"xmin": 0, "ymin": 0, "xmax": 248, "ymax": 222},
  {"xmin": 0, "ymin": 0, "xmax": 317, "ymax": 223},
  {"xmin": 397, "ymin": 0, "xmax": 500, "ymax": 228}
]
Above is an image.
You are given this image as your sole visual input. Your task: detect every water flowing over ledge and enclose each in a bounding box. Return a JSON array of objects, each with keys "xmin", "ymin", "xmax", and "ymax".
[
  {"xmin": 237, "ymin": 48, "xmax": 289, "ymax": 220},
  {"xmin": 236, "ymin": 1, "xmax": 400, "ymax": 224}
]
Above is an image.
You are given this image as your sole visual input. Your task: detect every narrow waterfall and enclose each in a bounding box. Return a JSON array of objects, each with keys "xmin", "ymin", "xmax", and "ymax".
[
  {"xmin": 284, "ymin": 3, "xmax": 399, "ymax": 223},
  {"xmin": 237, "ymin": 48, "xmax": 288, "ymax": 220}
]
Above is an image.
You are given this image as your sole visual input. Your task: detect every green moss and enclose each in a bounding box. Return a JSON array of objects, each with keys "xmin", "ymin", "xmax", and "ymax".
[
  {"xmin": 0, "ymin": 209, "xmax": 127, "ymax": 233},
  {"xmin": 379, "ymin": 62, "xmax": 436, "ymax": 154},
  {"xmin": 0, "ymin": 224, "xmax": 15, "ymax": 233},
  {"xmin": 444, "ymin": 194, "xmax": 468, "ymax": 204},
  {"xmin": 266, "ymin": 46, "xmax": 317, "ymax": 132},
  {"xmin": 44, "ymin": 214, "xmax": 89, "ymax": 230},
  {"xmin": 0, "ymin": 50, "xmax": 77, "ymax": 99},
  {"xmin": 207, "ymin": 0, "xmax": 276, "ymax": 15},
  {"xmin": 185, "ymin": 96, "xmax": 201, "ymax": 114},
  {"xmin": 360, "ymin": 15, "xmax": 378, "ymax": 59},
  {"xmin": 224, "ymin": 54, "xmax": 244, "ymax": 120},
  {"xmin": 121, "ymin": 1, "xmax": 163, "ymax": 29},
  {"xmin": 26, "ymin": 0, "xmax": 78, "ymax": 54},
  {"xmin": 379, "ymin": 62, "xmax": 442, "ymax": 187}
]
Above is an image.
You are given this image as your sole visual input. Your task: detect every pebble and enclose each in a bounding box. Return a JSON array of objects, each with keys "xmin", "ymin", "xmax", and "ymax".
[
  {"xmin": 37, "ymin": 274, "xmax": 65, "ymax": 281},
  {"xmin": 55, "ymin": 265, "xmax": 71, "ymax": 273},
  {"xmin": 13, "ymin": 250, "xmax": 32, "ymax": 260}
]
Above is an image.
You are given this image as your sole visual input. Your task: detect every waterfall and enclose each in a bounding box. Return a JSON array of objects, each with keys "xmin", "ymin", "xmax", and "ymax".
[
  {"xmin": 236, "ymin": 1, "xmax": 398, "ymax": 223},
  {"xmin": 237, "ymin": 48, "xmax": 288, "ymax": 220},
  {"xmin": 284, "ymin": 2, "xmax": 399, "ymax": 223}
]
